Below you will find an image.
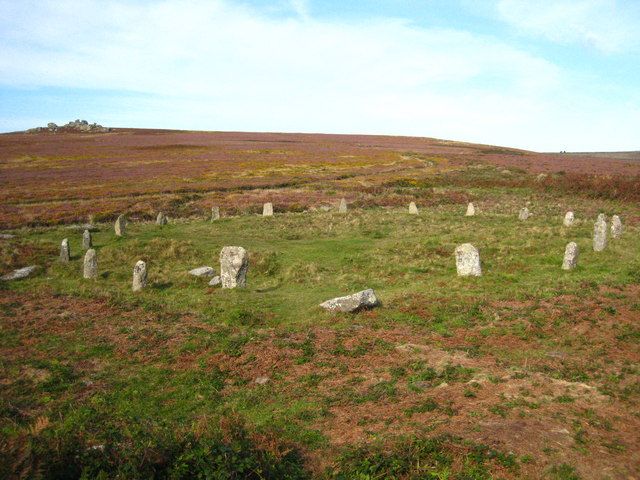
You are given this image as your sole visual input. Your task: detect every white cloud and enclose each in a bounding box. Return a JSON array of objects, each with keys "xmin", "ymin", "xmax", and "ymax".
[
  {"xmin": 497, "ymin": 0, "xmax": 640, "ymax": 53},
  {"xmin": 0, "ymin": 0, "xmax": 637, "ymax": 151}
]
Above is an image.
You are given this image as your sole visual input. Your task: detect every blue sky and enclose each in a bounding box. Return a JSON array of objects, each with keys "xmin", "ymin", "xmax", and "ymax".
[{"xmin": 1, "ymin": 0, "xmax": 639, "ymax": 151}]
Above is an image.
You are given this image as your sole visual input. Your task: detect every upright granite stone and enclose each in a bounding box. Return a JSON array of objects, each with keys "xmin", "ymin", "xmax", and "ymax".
[
  {"xmin": 132, "ymin": 260, "xmax": 147, "ymax": 292},
  {"xmin": 82, "ymin": 229, "xmax": 92, "ymax": 249},
  {"xmin": 455, "ymin": 243, "xmax": 482, "ymax": 277},
  {"xmin": 562, "ymin": 242, "xmax": 579, "ymax": 270},
  {"xmin": 563, "ymin": 211, "xmax": 575, "ymax": 227},
  {"xmin": 597, "ymin": 213, "xmax": 606, "ymax": 223},
  {"xmin": 465, "ymin": 202, "xmax": 475, "ymax": 217},
  {"xmin": 156, "ymin": 212, "xmax": 168, "ymax": 226},
  {"xmin": 593, "ymin": 216, "xmax": 608, "ymax": 252},
  {"xmin": 220, "ymin": 246, "xmax": 248, "ymax": 289},
  {"xmin": 262, "ymin": 203, "xmax": 273, "ymax": 217},
  {"xmin": 409, "ymin": 202, "xmax": 418, "ymax": 215},
  {"xmin": 518, "ymin": 207, "xmax": 530, "ymax": 221},
  {"xmin": 319, "ymin": 289, "xmax": 380, "ymax": 313},
  {"xmin": 211, "ymin": 206, "xmax": 220, "ymax": 222},
  {"xmin": 60, "ymin": 239, "xmax": 70, "ymax": 262},
  {"xmin": 611, "ymin": 215, "xmax": 623, "ymax": 239},
  {"xmin": 115, "ymin": 215, "xmax": 126, "ymax": 236},
  {"xmin": 83, "ymin": 249, "xmax": 98, "ymax": 279},
  {"xmin": 338, "ymin": 198, "xmax": 347, "ymax": 214}
]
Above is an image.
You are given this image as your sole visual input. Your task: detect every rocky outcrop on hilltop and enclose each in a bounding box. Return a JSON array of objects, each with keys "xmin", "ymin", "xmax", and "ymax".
[{"xmin": 27, "ymin": 119, "xmax": 111, "ymax": 133}]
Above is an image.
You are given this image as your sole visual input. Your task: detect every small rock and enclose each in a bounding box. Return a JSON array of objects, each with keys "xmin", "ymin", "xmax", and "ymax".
[
  {"xmin": 409, "ymin": 202, "xmax": 418, "ymax": 214},
  {"xmin": 563, "ymin": 211, "xmax": 574, "ymax": 227},
  {"xmin": 189, "ymin": 266, "xmax": 216, "ymax": 277},
  {"xmin": 465, "ymin": 202, "xmax": 475, "ymax": 217},
  {"xmin": 60, "ymin": 239, "xmax": 70, "ymax": 262},
  {"xmin": 338, "ymin": 198, "xmax": 348, "ymax": 214},
  {"xmin": 1, "ymin": 265, "xmax": 38, "ymax": 281},
  {"xmin": 263, "ymin": 202, "xmax": 273, "ymax": 217},
  {"xmin": 208, "ymin": 275, "xmax": 221, "ymax": 286},
  {"xmin": 319, "ymin": 288, "xmax": 380, "ymax": 313},
  {"xmin": 562, "ymin": 242, "xmax": 579, "ymax": 270},
  {"xmin": 518, "ymin": 207, "xmax": 530, "ymax": 221},
  {"xmin": 220, "ymin": 246, "xmax": 248, "ymax": 289},
  {"xmin": 255, "ymin": 376, "xmax": 270, "ymax": 385},
  {"xmin": 132, "ymin": 260, "xmax": 147, "ymax": 292},
  {"xmin": 455, "ymin": 243, "xmax": 482, "ymax": 277}
]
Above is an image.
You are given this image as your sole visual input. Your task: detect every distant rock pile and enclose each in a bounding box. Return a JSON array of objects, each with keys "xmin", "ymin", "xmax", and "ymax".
[{"xmin": 27, "ymin": 119, "xmax": 111, "ymax": 134}]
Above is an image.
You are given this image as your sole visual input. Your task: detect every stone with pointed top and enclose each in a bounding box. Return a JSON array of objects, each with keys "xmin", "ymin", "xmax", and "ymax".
[
  {"xmin": 220, "ymin": 246, "xmax": 248, "ymax": 289},
  {"xmin": 60, "ymin": 238, "xmax": 70, "ymax": 262},
  {"xmin": 211, "ymin": 206, "xmax": 220, "ymax": 221},
  {"xmin": 156, "ymin": 212, "xmax": 168, "ymax": 226},
  {"xmin": 132, "ymin": 260, "xmax": 147, "ymax": 292},
  {"xmin": 262, "ymin": 202, "xmax": 273, "ymax": 217},
  {"xmin": 115, "ymin": 215, "xmax": 126, "ymax": 236},
  {"xmin": 455, "ymin": 243, "xmax": 482, "ymax": 277},
  {"xmin": 319, "ymin": 288, "xmax": 379, "ymax": 313},
  {"xmin": 465, "ymin": 203, "xmax": 475, "ymax": 217},
  {"xmin": 563, "ymin": 211, "xmax": 574, "ymax": 227},
  {"xmin": 518, "ymin": 207, "xmax": 530, "ymax": 221},
  {"xmin": 408, "ymin": 202, "xmax": 418, "ymax": 215},
  {"xmin": 611, "ymin": 215, "xmax": 623, "ymax": 239},
  {"xmin": 82, "ymin": 229, "xmax": 92, "ymax": 249},
  {"xmin": 83, "ymin": 249, "xmax": 98, "ymax": 279},
  {"xmin": 562, "ymin": 242, "xmax": 579, "ymax": 270},
  {"xmin": 593, "ymin": 216, "xmax": 608, "ymax": 252},
  {"xmin": 338, "ymin": 198, "xmax": 347, "ymax": 213}
]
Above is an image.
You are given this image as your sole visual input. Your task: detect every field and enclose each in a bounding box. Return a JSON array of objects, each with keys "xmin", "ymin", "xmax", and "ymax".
[{"xmin": 1, "ymin": 130, "xmax": 639, "ymax": 479}]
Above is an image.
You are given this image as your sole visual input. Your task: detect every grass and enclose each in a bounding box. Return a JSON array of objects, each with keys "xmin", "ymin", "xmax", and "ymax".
[{"xmin": 1, "ymin": 181, "xmax": 638, "ymax": 478}]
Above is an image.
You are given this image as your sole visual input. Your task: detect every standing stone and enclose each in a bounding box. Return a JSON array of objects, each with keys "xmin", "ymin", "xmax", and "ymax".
[
  {"xmin": 563, "ymin": 211, "xmax": 574, "ymax": 227},
  {"xmin": 455, "ymin": 243, "xmax": 482, "ymax": 277},
  {"xmin": 82, "ymin": 229, "xmax": 92, "ymax": 249},
  {"xmin": 518, "ymin": 207, "xmax": 530, "ymax": 221},
  {"xmin": 611, "ymin": 215, "xmax": 623, "ymax": 239},
  {"xmin": 60, "ymin": 239, "xmax": 70, "ymax": 262},
  {"xmin": 263, "ymin": 202, "xmax": 273, "ymax": 217},
  {"xmin": 83, "ymin": 249, "xmax": 98, "ymax": 279},
  {"xmin": 220, "ymin": 246, "xmax": 248, "ymax": 289},
  {"xmin": 132, "ymin": 260, "xmax": 147, "ymax": 292},
  {"xmin": 597, "ymin": 213, "xmax": 606, "ymax": 223},
  {"xmin": 156, "ymin": 212, "xmax": 168, "ymax": 226},
  {"xmin": 211, "ymin": 206, "xmax": 220, "ymax": 222},
  {"xmin": 338, "ymin": 198, "xmax": 348, "ymax": 213},
  {"xmin": 465, "ymin": 203, "xmax": 475, "ymax": 217},
  {"xmin": 114, "ymin": 215, "xmax": 126, "ymax": 236},
  {"xmin": 409, "ymin": 202, "xmax": 418, "ymax": 215},
  {"xmin": 593, "ymin": 216, "xmax": 608, "ymax": 252},
  {"xmin": 88, "ymin": 214, "xmax": 95, "ymax": 226},
  {"xmin": 562, "ymin": 242, "xmax": 579, "ymax": 270}
]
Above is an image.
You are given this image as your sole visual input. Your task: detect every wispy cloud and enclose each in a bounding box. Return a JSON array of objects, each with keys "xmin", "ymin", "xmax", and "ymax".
[
  {"xmin": 496, "ymin": 0, "xmax": 640, "ymax": 53},
  {"xmin": 0, "ymin": 0, "xmax": 638, "ymax": 150}
]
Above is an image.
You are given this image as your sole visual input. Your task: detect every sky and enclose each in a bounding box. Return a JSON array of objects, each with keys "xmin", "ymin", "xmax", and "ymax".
[{"xmin": 0, "ymin": 0, "xmax": 639, "ymax": 151}]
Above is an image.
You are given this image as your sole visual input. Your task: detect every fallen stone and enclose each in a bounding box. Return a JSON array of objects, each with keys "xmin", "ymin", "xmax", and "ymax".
[
  {"xmin": 611, "ymin": 215, "xmax": 623, "ymax": 239},
  {"xmin": 189, "ymin": 266, "xmax": 216, "ymax": 277},
  {"xmin": 254, "ymin": 376, "xmax": 270, "ymax": 385},
  {"xmin": 83, "ymin": 249, "xmax": 98, "ymax": 279},
  {"xmin": 1, "ymin": 265, "xmax": 37, "ymax": 281},
  {"xmin": 115, "ymin": 215, "xmax": 126, "ymax": 236},
  {"xmin": 465, "ymin": 202, "xmax": 475, "ymax": 217},
  {"xmin": 211, "ymin": 206, "xmax": 220, "ymax": 221},
  {"xmin": 60, "ymin": 238, "xmax": 70, "ymax": 262},
  {"xmin": 82, "ymin": 229, "xmax": 92, "ymax": 249},
  {"xmin": 409, "ymin": 202, "xmax": 418, "ymax": 214},
  {"xmin": 208, "ymin": 275, "xmax": 221, "ymax": 287},
  {"xmin": 593, "ymin": 216, "xmax": 608, "ymax": 252},
  {"xmin": 220, "ymin": 246, "xmax": 248, "ymax": 288},
  {"xmin": 263, "ymin": 202, "xmax": 273, "ymax": 217},
  {"xmin": 338, "ymin": 198, "xmax": 348, "ymax": 214},
  {"xmin": 562, "ymin": 242, "xmax": 579, "ymax": 270},
  {"xmin": 319, "ymin": 288, "xmax": 380, "ymax": 313},
  {"xmin": 156, "ymin": 212, "xmax": 168, "ymax": 226},
  {"xmin": 455, "ymin": 243, "xmax": 482, "ymax": 277},
  {"xmin": 0, "ymin": 233, "xmax": 15, "ymax": 239},
  {"xmin": 518, "ymin": 207, "xmax": 530, "ymax": 221},
  {"xmin": 563, "ymin": 211, "xmax": 574, "ymax": 227},
  {"xmin": 132, "ymin": 260, "xmax": 147, "ymax": 292}
]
